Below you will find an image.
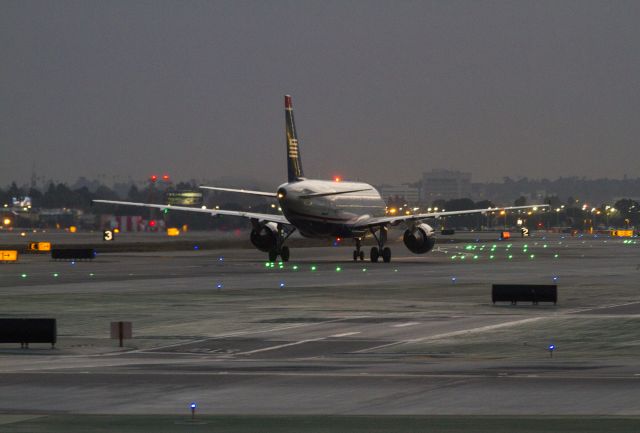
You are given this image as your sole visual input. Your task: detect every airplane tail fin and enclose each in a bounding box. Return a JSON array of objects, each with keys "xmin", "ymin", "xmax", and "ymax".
[{"xmin": 285, "ymin": 95, "xmax": 304, "ymax": 182}]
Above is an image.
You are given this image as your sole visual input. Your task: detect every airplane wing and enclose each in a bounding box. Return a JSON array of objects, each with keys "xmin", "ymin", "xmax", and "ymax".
[
  {"xmin": 199, "ymin": 186, "xmax": 278, "ymax": 197},
  {"xmin": 352, "ymin": 204, "xmax": 549, "ymax": 229},
  {"xmin": 92, "ymin": 200, "xmax": 290, "ymax": 225}
]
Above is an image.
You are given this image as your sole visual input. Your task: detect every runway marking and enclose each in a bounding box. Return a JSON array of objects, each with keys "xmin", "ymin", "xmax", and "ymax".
[
  {"xmin": 355, "ymin": 317, "xmax": 545, "ymax": 353},
  {"xmin": 126, "ymin": 315, "xmax": 373, "ymax": 354},
  {"xmin": 330, "ymin": 332, "xmax": 361, "ymax": 337},
  {"xmin": 14, "ymin": 370, "xmax": 640, "ymax": 381},
  {"xmin": 235, "ymin": 337, "xmax": 326, "ymax": 355},
  {"xmin": 392, "ymin": 322, "xmax": 419, "ymax": 328}
]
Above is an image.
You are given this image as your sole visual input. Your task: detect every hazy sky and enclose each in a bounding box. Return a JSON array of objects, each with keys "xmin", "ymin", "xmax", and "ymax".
[{"xmin": 2, "ymin": 1, "xmax": 640, "ymax": 187}]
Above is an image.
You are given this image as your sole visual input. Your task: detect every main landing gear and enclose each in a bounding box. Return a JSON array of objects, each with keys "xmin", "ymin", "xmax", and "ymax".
[
  {"xmin": 353, "ymin": 238, "xmax": 365, "ymax": 261},
  {"xmin": 369, "ymin": 226, "xmax": 391, "ymax": 263},
  {"xmin": 268, "ymin": 225, "xmax": 295, "ymax": 262}
]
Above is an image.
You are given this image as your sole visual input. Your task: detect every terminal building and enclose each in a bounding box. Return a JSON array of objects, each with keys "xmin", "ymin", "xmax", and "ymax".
[{"xmin": 421, "ymin": 169, "xmax": 472, "ymax": 202}]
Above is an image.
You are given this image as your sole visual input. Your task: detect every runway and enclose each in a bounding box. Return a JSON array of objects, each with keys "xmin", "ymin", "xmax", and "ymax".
[{"xmin": 1, "ymin": 232, "xmax": 639, "ymax": 422}]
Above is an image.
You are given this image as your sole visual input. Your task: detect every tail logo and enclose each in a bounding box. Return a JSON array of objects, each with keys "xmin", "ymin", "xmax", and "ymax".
[{"xmin": 288, "ymin": 138, "xmax": 299, "ymax": 158}]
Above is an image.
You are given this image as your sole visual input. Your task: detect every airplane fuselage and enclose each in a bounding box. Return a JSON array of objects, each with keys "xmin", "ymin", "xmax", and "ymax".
[{"xmin": 277, "ymin": 179, "xmax": 386, "ymax": 238}]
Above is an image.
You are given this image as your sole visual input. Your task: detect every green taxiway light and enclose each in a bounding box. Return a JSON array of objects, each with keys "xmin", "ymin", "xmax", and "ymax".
[
  {"xmin": 460, "ymin": 255, "xmax": 466, "ymax": 260},
  {"xmin": 451, "ymin": 255, "xmax": 457, "ymax": 260},
  {"xmin": 89, "ymin": 273, "xmax": 95, "ymax": 277},
  {"xmin": 530, "ymin": 254, "xmax": 535, "ymax": 259},
  {"xmin": 265, "ymin": 262, "xmax": 270, "ymax": 267},
  {"xmin": 508, "ymin": 255, "xmax": 513, "ymax": 260},
  {"xmin": 293, "ymin": 265, "xmax": 298, "ymax": 270},
  {"xmin": 21, "ymin": 274, "xmax": 27, "ymax": 278},
  {"xmin": 362, "ymin": 268, "xmax": 367, "ymax": 272},
  {"xmin": 554, "ymin": 254, "xmax": 559, "ymax": 258},
  {"xmin": 489, "ymin": 255, "xmax": 495, "ymax": 259},
  {"xmin": 473, "ymin": 255, "xmax": 478, "ymax": 260},
  {"xmin": 53, "ymin": 273, "xmax": 59, "ymax": 277},
  {"xmin": 311, "ymin": 265, "xmax": 317, "ymax": 271},
  {"xmin": 335, "ymin": 266, "xmax": 342, "ymax": 272}
]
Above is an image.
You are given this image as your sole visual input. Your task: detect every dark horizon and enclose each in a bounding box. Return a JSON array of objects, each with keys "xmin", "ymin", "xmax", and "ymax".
[{"xmin": 3, "ymin": 1, "xmax": 640, "ymax": 186}]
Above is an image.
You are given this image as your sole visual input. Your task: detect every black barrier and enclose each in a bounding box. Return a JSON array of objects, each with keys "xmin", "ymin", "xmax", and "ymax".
[
  {"xmin": 492, "ymin": 284, "xmax": 557, "ymax": 305},
  {"xmin": 51, "ymin": 248, "xmax": 96, "ymax": 260},
  {"xmin": 0, "ymin": 318, "xmax": 57, "ymax": 348},
  {"xmin": 441, "ymin": 229, "xmax": 455, "ymax": 235}
]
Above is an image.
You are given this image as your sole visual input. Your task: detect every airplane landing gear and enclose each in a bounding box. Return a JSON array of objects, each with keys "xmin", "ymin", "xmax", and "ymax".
[
  {"xmin": 353, "ymin": 238, "xmax": 364, "ymax": 261},
  {"xmin": 266, "ymin": 224, "xmax": 295, "ymax": 262},
  {"xmin": 369, "ymin": 226, "xmax": 391, "ymax": 263},
  {"xmin": 370, "ymin": 246, "xmax": 379, "ymax": 263}
]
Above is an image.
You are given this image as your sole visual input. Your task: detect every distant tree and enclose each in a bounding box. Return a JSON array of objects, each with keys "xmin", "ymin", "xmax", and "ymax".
[
  {"xmin": 544, "ymin": 195, "xmax": 561, "ymax": 208},
  {"xmin": 126, "ymin": 185, "xmax": 143, "ymax": 202},
  {"xmin": 514, "ymin": 196, "xmax": 527, "ymax": 206},
  {"xmin": 431, "ymin": 199, "xmax": 447, "ymax": 210},
  {"xmin": 7, "ymin": 182, "xmax": 21, "ymax": 199},
  {"xmin": 475, "ymin": 200, "xmax": 495, "ymax": 209},
  {"xmin": 444, "ymin": 198, "xmax": 475, "ymax": 211}
]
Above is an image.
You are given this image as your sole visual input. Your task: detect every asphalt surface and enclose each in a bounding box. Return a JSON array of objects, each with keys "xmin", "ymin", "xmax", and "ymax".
[{"xmin": 1, "ymin": 231, "xmax": 639, "ymax": 420}]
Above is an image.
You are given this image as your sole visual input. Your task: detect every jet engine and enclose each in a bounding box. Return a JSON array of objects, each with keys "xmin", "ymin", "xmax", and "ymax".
[
  {"xmin": 403, "ymin": 223, "xmax": 436, "ymax": 254},
  {"xmin": 250, "ymin": 222, "xmax": 278, "ymax": 252}
]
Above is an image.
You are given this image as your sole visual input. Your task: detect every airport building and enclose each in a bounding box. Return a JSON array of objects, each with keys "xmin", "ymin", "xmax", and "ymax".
[{"xmin": 421, "ymin": 169, "xmax": 472, "ymax": 202}]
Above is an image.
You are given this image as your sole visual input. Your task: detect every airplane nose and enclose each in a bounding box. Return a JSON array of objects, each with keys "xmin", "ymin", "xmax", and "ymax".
[{"xmin": 277, "ymin": 188, "xmax": 287, "ymax": 200}]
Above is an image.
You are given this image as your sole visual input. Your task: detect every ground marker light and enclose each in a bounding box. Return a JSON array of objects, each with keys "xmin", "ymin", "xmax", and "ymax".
[
  {"xmin": 549, "ymin": 344, "xmax": 556, "ymax": 358},
  {"xmin": 190, "ymin": 402, "xmax": 197, "ymax": 419},
  {"xmin": 279, "ymin": 281, "xmax": 285, "ymax": 288}
]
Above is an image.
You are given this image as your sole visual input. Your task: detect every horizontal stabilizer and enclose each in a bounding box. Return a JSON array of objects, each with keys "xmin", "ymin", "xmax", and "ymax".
[
  {"xmin": 199, "ymin": 186, "xmax": 277, "ymax": 197},
  {"xmin": 298, "ymin": 188, "xmax": 372, "ymax": 199}
]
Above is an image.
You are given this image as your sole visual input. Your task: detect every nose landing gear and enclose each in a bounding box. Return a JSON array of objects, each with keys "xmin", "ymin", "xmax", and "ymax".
[{"xmin": 353, "ymin": 238, "xmax": 365, "ymax": 261}]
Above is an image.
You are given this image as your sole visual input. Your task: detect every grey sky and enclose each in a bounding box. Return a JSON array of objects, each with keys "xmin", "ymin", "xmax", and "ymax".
[{"xmin": 2, "ymin": 0, "xmax": 640, "ymax": 187}]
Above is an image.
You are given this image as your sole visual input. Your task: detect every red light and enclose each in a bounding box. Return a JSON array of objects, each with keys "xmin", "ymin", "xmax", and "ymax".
[
  {"xmin": 336, "ymin": 237, "xmax": 342, "ymax": 242},
  {"xmin": 150, "ymin": 175, "xmax": 158, "ymax": 182},
  {"xmin": 149, "ymin": 220, "xmax": 156, "ymax": 227},
  {"xmin": 334, "ymin": 176, "xmax": 342, "ymax": 182},
  {"xmin": 162, "ymin": 174, "xmax": 170, "ymax": 181}
]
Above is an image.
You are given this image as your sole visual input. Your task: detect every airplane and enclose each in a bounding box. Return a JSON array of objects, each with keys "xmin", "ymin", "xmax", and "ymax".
[{"xmin": 94, "ymin": 95, "xmax": 548, "ymax": 263}]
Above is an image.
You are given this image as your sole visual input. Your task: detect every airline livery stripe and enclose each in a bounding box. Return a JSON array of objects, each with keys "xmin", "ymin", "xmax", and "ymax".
[{"xmin": 287, "ymin": 209, "xmax": 352, "ymax": 222}]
